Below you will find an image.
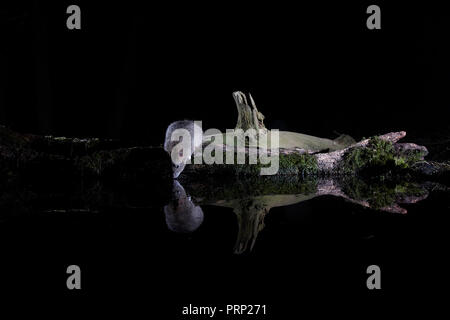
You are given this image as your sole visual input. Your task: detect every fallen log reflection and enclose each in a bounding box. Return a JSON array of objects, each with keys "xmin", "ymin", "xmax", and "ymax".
[{"xmin": 178, "ymin": 176, "xmax": 436, "ymax": 253}]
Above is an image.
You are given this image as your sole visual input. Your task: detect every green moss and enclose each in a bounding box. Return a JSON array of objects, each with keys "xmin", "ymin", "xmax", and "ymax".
[
  {"xmin": 342, "ymin": 177, "xmax": 427, "ymax": 209},
  {"xmin": 340, "ymin": 136, "xmax": 424, "ymax": 176},
  {"xmin": 343, "ymin": 137, "xmax": 394, "ymax": 172},
  {"xmin": 182, "ymin": 175, "xmax": 318, "ymax": 201},
  {"xmin": 185, "ymin": 151, "xmax": 319, "ymax": 177},
  {"xmin": 278, "ymin": 153, "xmax": 319, "ymax": 176}
]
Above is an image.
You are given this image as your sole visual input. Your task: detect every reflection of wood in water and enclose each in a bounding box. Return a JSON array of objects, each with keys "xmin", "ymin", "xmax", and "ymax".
[
  {"xmin": 187, "ymin": 178, "xmax": 433, "ymax": 254},
  {"xmin": 213, "ymin": 194, "xmax": 317, "ymax": 254}
]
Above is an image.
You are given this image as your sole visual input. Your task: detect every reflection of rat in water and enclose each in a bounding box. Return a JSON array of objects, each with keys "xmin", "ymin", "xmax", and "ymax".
[
  {"xmin": 164, "ymin": 180, "xmax": 204, "ymax": 233},
  {"xmin": 164, "ymin": 120, "xmax": 202, "ymax": 178}
]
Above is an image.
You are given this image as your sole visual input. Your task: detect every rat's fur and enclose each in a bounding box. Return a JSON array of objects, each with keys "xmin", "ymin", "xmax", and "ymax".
[{"xmin": 164, "ymin": 120, "xmax": 202, "ymax": 178}]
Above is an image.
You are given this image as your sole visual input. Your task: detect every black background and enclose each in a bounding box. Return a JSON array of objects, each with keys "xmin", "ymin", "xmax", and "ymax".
[
  {"xmin": 1, "ymin": 1, "xmax": 449, "ymax": 143},
  {"xmin": 1, "ymin": 0, "xmax": 449, "ymax": 317}
]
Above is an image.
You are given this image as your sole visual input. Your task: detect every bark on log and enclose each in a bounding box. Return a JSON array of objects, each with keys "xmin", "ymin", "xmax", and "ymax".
[
  {"xmin": 233, "ymin": 91, "xmax": 266, "ymax": 132},
  {"xmin": 181, "ymin": 92, "xmax": 440, "ymax": 178},
  {"xmin": 183, "ymin": 131, "xmax": 438, "ymax": 178},
  {"xmin": 314, "ymin": 131, "xmax": 429, "ymax": 174}
]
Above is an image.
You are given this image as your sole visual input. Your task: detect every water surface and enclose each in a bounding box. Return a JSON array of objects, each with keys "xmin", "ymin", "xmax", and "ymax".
[{"xmin": 0, "ymin": 175, "xmax": 448, "ymax": 314}]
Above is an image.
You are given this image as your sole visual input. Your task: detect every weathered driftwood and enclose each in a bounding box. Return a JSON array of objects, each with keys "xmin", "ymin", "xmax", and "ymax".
[
  {"xmin": 183, "ymin": 130, "xmax": 436, "ymax": 178},
  {"xmin": 181, "ymin": 92, "xmax": 445, "ymax": 179},
  {"xmin": 229, "ymin": 91, "xmax": 355, "ymax": 152},
  {"xmin": 233, "ymin": 91, "xmax": 267, "ymax": 132}
]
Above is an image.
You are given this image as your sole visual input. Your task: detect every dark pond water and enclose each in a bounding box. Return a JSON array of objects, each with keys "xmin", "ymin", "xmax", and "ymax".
[{"xmin": 0, "ymin": 176, "xmax": 448, "ymax": 315}]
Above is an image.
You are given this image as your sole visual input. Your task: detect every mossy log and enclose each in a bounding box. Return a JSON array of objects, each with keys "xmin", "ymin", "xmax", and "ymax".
[
  {"xmin": 183, "ymin": 131, "xmax": 448, "ymax": 179},
  {"xmin": 1, "ymin": 124, "xmax": 447, "ymax": 182},
  {"xmin": 1, "ymin": 89, "xmax": 448, "ymax": 181},
  {"xmin": 0, "ymin": 125, "xmax": 173, "ymax": 183},
  {"xmin": 178, "ymin": 92, "xmax": 447, "ymax": 179}
]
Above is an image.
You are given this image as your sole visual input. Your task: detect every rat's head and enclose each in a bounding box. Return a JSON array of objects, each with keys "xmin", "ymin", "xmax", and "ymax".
[
  {"xmin": 164, "ymin": 120, "xmax": 202, "ymax": 179},
  {"xmin": 164, "ymin": 139, "xmax": 188, "ymax": 178},
  {"xmin": 164, "ymin": 180, "xmax": 204, "ymax": 233}
]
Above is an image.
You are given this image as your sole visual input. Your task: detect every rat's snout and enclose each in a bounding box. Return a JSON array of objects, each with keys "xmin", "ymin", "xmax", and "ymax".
[{"xmin": 172, "ymin": 163, "xmax": 185, "ymax": 179}]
